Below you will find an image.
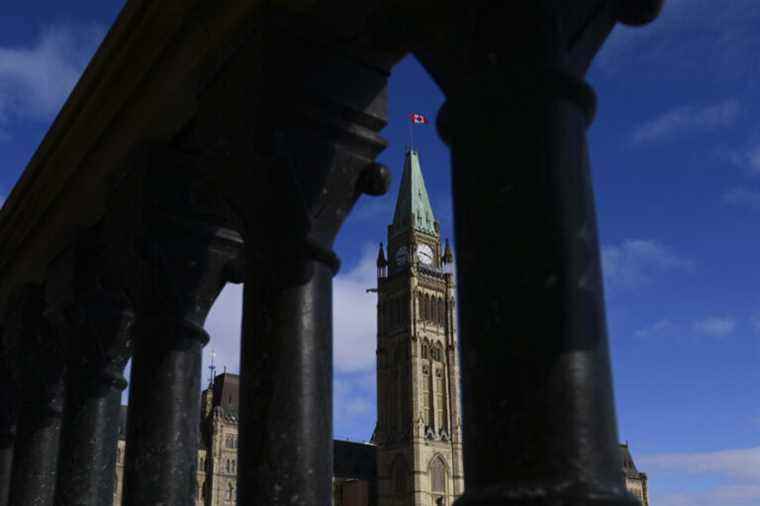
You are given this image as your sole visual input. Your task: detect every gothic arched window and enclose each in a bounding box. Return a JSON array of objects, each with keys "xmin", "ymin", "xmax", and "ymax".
[
  {"xmin": 431, "ymin": 456, "xmax": 447, "ymax": 502},
  {"xmin": 226, "ymin": 481, "xmax": 235, "ymax": 501},
  {"xmin": 422, "ymin": 340, "xmax": 429, "ymax": 359},
  {"xmin": 426, "ymin": 294, "xmax": 432, "ymax": 321}
]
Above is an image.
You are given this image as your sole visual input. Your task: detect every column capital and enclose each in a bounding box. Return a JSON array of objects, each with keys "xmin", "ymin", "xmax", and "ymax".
[
  {"xmin": 412, "ymin": 1, "xmax": 666, "ymax": 104},
  {"xmin": 44, "ymin": 227, "xmax": 135, "ymax": 393},
  {"xmin": 103, "ymin": 146, "xmax": 245, "ymax": 331},
  {"xmin": 3, "ymin": 283, "xmax": 64, "ymax": 421}
]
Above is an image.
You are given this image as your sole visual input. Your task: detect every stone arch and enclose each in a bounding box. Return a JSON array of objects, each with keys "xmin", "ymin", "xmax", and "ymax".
[{"xmin": 429, "ymin": 455, "xmax": 449, "ymax": 503}]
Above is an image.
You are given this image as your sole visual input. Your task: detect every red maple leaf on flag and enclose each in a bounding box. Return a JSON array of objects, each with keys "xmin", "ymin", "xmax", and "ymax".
[{"xmin": 409, "ymin": 113, "xmax": 428, "ymax": 124}]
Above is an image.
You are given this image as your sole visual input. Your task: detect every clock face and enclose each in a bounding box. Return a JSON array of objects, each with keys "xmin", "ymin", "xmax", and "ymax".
[
  {"xmin": 416, "ymin": 244, "xmax": 434, "ymax": 265},
  {"xmin": 395, "ymin": 246, "xmax": 408, "ymax": 265}
]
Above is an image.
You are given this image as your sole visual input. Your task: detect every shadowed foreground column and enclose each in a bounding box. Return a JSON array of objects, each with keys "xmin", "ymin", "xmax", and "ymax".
[
  {"xmin": 109, "ymin": 152, "xmax": 243, "ymax": 506},
  {"xmin": 187, "ymin": 22, "xmax": 394, "ymax": 502},
  {"xmin": 46, "ymin": 231, "xmax": 135, "ymax": 506},
  {"xmin": 6, "ymin": 285, "xmax": 65, "ymax": 506},
  {"xmin": 440, "ymin": 65, "xmax": 636, "ymax": 506},
  {"xmin": 418, "ymin": 3, "xmax": 665, "ymax": 504},
  {"xmin": 0, "ymin": 327, "xmax": 15, "ymax": 506},
  {"xmin": 239, "ymin": 253, "xmax": 335, "ymax": 505}
]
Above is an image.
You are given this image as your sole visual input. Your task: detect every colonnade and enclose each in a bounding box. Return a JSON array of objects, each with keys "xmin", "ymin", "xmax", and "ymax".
[{"xmin": 0, "ymin": 1, "xmax": 663, "ymax": 505}]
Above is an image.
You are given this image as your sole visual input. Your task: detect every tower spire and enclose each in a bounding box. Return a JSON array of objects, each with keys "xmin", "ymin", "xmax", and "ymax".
[
  {"xmin": 391, "ymin": 148, "xmax": 437, "ymax": 236},
  {"xmin": 376, "ymin": 242, "xmax": 388, "ymax": 278},
  {"xmin": 207, "ymin": 349, "xmax": 216, "ymax": 387}
]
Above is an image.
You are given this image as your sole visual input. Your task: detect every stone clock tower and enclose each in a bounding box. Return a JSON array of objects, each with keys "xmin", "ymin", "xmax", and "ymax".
[{"xmin": 374, "ymin": 148, "xmax": 464, "ymax": 506}]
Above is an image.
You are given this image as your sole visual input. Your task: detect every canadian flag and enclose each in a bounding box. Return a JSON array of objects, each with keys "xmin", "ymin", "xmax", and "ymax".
[{"xmin": 409, "ymin": 113, "xmax": 428, "ymax": 124}]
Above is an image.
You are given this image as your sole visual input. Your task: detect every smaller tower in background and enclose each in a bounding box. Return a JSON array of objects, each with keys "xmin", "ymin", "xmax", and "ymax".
[{"xmin": 207, "ymin": 350, "xmax": 217, "ymax": 387}]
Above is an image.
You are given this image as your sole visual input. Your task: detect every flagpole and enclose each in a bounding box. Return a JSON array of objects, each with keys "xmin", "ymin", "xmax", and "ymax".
[{"xmin": 408, "ymin": 117, "xmax": 414, "ymax": 151}]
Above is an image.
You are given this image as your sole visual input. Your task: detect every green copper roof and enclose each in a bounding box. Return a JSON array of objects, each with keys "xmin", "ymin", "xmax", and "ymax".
[{"xmin": 392, "ymin": 149, "xmax": 437, "ymax": 235}]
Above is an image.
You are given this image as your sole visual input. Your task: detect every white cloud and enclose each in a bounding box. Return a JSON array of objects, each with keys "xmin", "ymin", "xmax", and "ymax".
[
  {"xmin": 602, "ymin": 239, "xmax": 693, "ymax": 291},
  {"xmin": 640, "ymin": 446, "xmax": 760, "ymax": 482},
  {"xmin": 334, "ymin": 371, "xmax": 376, "ymax": 441},
  {"xmin": 723, "ymin": 187, "xmax": 760, "ymax": 211},
  {"xmin": 734, "ymin": 144, "xmax": 760, "ymax": 175},
  {"xmin": 654, "ymin": 485, "xmax": 760, "ymax": 506},
  {"xmin": 693, "ymin": 316, "xmax": 736, "ymax": 337},
  {"xmin": 630, "ymin": 100, "xmax": 740, "ymax": 145},
  {"xmin": 333, "ymin": 243, "xmax": 380, "ymax": 373},
  {"xmin": 750, "ymin": 313, "xmax": 760, "ymax": 333},
  {"xmin": 597, "ymin": 0, "xmax": 760, "ymax": 83},
  {"xmin": 634, "ymin": 319, "xmax": 677, "ymax": 338},
  {"xmin": 0, "ymin": 22, "xmax": 106, "ymax": 137},
  {"xmin": 641, "ymin": 446, "xmax": 760, "ymax": 506}
]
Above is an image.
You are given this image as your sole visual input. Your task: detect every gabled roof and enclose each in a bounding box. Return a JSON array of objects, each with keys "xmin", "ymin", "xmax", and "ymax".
[
  {"xmin": 392, "ymin": 149, "xmax": 436, "ymax": 236},
  {"xmin": 620, "ymin": 443, "xmax": 643, "ymax": 478}
]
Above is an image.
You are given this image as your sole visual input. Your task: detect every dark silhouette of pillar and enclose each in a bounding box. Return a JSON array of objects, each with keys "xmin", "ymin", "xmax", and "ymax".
[
  {"xmin": 184, "ymin": 24, "xmax": 395, "ymax": 504},
  {"xmin": 0, "ymin": 326, "xmax": 16, "ymax": 506},
  {"xmin": 105, "ymin": 148, "xmax": 244, "ymax": 506},
  {"xmin": 416, "ymin": 2, "xmax": 664, "ymax": 505},
  {"xmin": 46, "ymin": 229, "xmax": 135, "ymax": 506},
  {"xmin": 6, "ymin": 285, "xmax": 65, "ymax": 506}
]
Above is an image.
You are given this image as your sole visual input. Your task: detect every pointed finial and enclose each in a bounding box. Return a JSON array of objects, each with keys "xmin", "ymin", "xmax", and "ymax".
[
  {"xmin": 376, "ymin": 242, "xmax": 387, "ymax": 267},
  {"xmin": 442, "ymin": 238, "xmax": 453, "ymax": 265},
  {"xmin": 208, "ymin": 349, "xmax": 217, "ymax": 386}
]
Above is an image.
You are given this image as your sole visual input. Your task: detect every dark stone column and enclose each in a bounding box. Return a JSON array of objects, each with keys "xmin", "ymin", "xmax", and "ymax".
[
  {"xmin": 0, "ymin": 327, "xmax": 16, "ymax": 506},
  {"xmin": 415, "ymin": 3, "xmax": 664, "ymax": 505},
  {"xmin": 231, "ymin": 153, "xmax": 389, "ymax": 506},
  {"xmin": 5, "ymin": 285, "xmax": 65, "ymax": 506},
  {"xmin": 184, "ymin": 22, "xmax": 396, "ymax": 504},
  {"xmin": 105, "ymin": 153, "xmax": 243, "ymax": 506},
  {"xmin": 45, "ymin": 229, "xmax": 135, "ymax": 506}
]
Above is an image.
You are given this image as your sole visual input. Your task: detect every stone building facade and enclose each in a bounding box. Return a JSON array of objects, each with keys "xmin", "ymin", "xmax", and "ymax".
[
  {"xmin": 112, "ymin": 148, "xmax": 650, "ymax": 506},
  {"xmin": 622, "ymin": 443, "xmax": 650, "ymax": 506},
  {"xmin": 373, "ymin": 148, "xmax": 464, "ymax": 506}
]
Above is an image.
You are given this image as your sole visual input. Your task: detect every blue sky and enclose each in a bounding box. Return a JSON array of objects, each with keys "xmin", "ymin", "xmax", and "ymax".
[{"xmin": 2, "ymin": 2, "xmax": 759, "ymax": 505}]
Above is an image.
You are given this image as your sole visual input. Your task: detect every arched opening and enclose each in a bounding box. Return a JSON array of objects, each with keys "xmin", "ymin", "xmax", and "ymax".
[{"xmin": 430, "ymin": 456, "xmax": 448, "ymax": 505}]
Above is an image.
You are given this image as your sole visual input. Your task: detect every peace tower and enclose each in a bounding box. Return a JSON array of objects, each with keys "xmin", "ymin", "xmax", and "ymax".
[{"xmin": 374, "ymin": 148, "xmax": 464, "ymax": 506}]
